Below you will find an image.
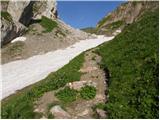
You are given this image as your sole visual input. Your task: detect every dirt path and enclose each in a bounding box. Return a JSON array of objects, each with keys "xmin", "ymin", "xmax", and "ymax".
[
  {"xmin": 65, "ymin": 50, "xmax": 107, "ymax": 118},
  {"xmin": 34, "ymin": 49, "xmax": 108, "ymax": 118}
]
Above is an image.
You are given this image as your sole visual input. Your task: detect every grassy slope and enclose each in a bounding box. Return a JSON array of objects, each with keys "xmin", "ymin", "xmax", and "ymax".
[
  {"xmin": 1, "ymin": 9, "xmax": 158, "ymax": 119},
  {"xmin": 1, "ymin": 53, "xmax": 84, "ymax": 118},
  {"xmin": 40, "ymin": 16, "xmax": 58, "ymax": 32},
  {"xmin": 97, "ymin": 10, "xmax": 159, "ymax": 118}
]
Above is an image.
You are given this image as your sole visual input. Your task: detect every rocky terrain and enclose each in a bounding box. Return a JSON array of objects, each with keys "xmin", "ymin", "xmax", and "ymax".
[
  {"xmin": 83, "ymin": 1, "xmax": 158, "ymax": 36},
  {"xmin": 1, "ymin": 1, "xmax": 158, "ymax": 119},
  {"xmin": 1, "ymin": 0, "xmax": 94, "ymax": 64},
  {"xmin": 34, "ymin": 49, "xmax": 108, "ymax": 119}
]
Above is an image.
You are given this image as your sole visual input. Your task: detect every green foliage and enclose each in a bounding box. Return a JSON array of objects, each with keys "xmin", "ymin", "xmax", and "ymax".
[
  {"xmin": 1, "ymin": 53, "xmax": 84, "ymax": 118},
  {"xmin": 97, "ymin": 10, "xmax": 159, "ymax": 118},
  {"xmin": 47, "ymin": 113, "xmax": 54, "ymax": 119},
  {"xmin": 107, "ymin": 20, "xmax": 124, "ymax": 30},
  {"xmin": 80, "ymin": 85, "xmax": 96, "ymax": 100},
  {"xmin": 98, "ymin": 15, "xmax": 111, "ymax": 28},
  {"xmin": 55, "ymin": 87, "xmax": 78, "ymax": 103},
  {"xmin": 81, "ymin": 27, "xmax": 98, "ymax": 34},
  {"xmin": 92, "ymin": 103, "xmax": 107, "ymax": 111},
  {"xmin": 40, "ymin": 16, "xmax": 58, "ymax": 32},
  {"xmin": 1, "ymin": 11, "xmax": 13, "ymax": 22}
]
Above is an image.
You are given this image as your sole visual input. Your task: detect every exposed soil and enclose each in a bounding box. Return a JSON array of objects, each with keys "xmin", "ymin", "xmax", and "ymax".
[
  {"xmin": 65, "ymin": 50, "xmax": 107, "ymax": 118},
  {"xmin": 1, "ymin": 20, "xmax": 93, "ymax": 64},
  {"xmin": 34, "ymin": 49, "xmax": 108, "ymax": 119}
]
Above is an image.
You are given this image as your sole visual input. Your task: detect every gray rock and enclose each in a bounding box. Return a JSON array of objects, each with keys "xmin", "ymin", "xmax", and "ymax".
[
  {"xmin": 67, "ymin": 80, "xmax": 97, "ymax": 90},
  {"xmin": 33, "ymin": 1, "xmax": 57, "ymax": 20},
  {"xmin": 50, "ymin": 105, "xmax": 71, "ymax": 119},
  {"xmin": 96, "ymin": 108, "xmax": 107, "ymax": 119},
  {"xmin": 7, "ymin": 1, "xmax": 32, "ymax": 26},
  {"xmin": 1, "ymin": 0, "xmax": 57, "ymax": 45}
]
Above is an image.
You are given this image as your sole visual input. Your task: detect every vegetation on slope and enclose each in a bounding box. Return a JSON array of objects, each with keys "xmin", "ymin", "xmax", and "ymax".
[
  {"xmin": 1, "ymin": 53, "xmax": 84, "ymax": 118},
  {"xmin": 81, "ymin": 27, "xmax": 97, "ymax": 34},
  {"xmin": 55, "ymin": 87, "xmax": 78, "ymax": 104},
  {"xmin": 97, "ymin": 15, "xmax": 111, "ymax": 28},
  {"xmin": 96, "ymin": 10, "xmax": 159, "ymax": 118},
  {"xmin": 40, "ymin": 16, "xmax": 58, "ymax": 32},
  {"xmin": 55, "ymin": 85, "xmax": 97, "ymax": 104},
  {"xmin": 106, "ymin": 20, "xmax": 124, "ymax": 30},
  {"xmin": 80, "ymin": 85, "xmax": 96, "ymax": 100},
  {"xmin": 1, "ymin": 11, "xmax": 13, "ymax": 22}
]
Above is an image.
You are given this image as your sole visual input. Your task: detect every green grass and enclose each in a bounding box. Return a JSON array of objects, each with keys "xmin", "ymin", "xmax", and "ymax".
[
  {"xmin": 1, "ymin": 11, "xmax": 13, "ymax": 22},
  {"xmin": 81, "ymin": 27, "xmax": 98, "ymax": 34},
  {"xmin": 80, "ymin": 85, "xmax": 96, "ymax": 100},
  {"xmin": 106, "ymin": 20, "xmax": 124, "ymax": 30},
  {"xmin": 40, "ymin": 16, "xmax": 58, "ymax": 33},
  {"xmin": 97, "ymin": 15, "xmax": 111, "ymax": 28},
  {"xmin": 1, "ymin": 53, "xmax": 84, "ymax": 118},
  {"xmin": 96, "ymin": 10, "xmax": 159, "ymax": 118},
  {"xmin": 55, "ymin": 87, "xmax": 78, "ymax": 104}
]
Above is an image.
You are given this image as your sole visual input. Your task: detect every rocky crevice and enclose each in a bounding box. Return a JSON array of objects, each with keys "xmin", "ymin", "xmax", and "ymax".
[{"xmin": 1, "ymin": 0, "xmax": 58, "ymax": 46}]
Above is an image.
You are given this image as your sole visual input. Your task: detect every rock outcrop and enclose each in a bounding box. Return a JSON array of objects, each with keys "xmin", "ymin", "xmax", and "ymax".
[
  {"xmin": 1, "ymin": 0, "xmax": 93, "ymax": 64},
  {"xmin": 1, "ymin": 0, "xmax": 58, "ymax": 46},
  {"xmin": 50, "ymin": 105, "xmax": 71, "ymax": 119},
  {"xmin": 96, "ymin": 1, "xmax": 158, "ymax": 35}
]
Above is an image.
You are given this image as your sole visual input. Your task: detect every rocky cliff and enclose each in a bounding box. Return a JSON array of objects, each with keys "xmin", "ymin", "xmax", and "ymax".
[
  {"xmin": 1, "ymin": 0, "xmax": 59, "ymax": 46},
  {"xmin": 1, "ymin": 0, "xmax": 93, "ymax": 64},
  {"xmin": 96, "ymin": 1, "xmax": 158, "ymax": 35}
]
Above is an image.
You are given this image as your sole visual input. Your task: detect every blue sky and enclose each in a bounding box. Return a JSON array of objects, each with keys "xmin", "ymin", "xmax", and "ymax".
[{"xmin": 57, "ymin": 1, "xmax": 125, "ymax": 29}]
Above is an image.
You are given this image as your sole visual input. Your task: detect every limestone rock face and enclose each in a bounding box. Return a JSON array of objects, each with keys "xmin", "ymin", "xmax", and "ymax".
[
  {"xmin": 7, "ymin": 0, "xmax": 57, "ymax": 25},
  {"xmin": 1, "ymin": 1, "xmax": 9, "ymax": 11},
  {"xmin": 96, "ymin": 1, "xmax": 158, "ymax": 35},
  {"xmin": 1, "ymin": 12, "xmax": 26, "ymax": 45},
  {"xmin": 1, "ymin": 0, "xmax": 57, "ymax": 46},
  {"xmin": 33, "ymin": 1, "xmax": 57, "ymax": 20},
  {"xmin": 7, "ymin": 1, "xmax": 32, "ymax": 26}
]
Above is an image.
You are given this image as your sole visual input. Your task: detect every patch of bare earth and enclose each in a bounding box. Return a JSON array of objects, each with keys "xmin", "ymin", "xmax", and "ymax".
[
  {"xmin": 34, "ymin": 49, "xmax": 108, "ymax": 119},
  {"xmin": 1, "ymin": 21, "xmax": 93, "ymax": 64},
  {"xmin": 65, "ymin": 50, "xmax": 107, "ymax": 119}
]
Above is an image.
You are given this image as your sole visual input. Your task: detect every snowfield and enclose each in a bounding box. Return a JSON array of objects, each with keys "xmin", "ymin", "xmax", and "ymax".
[{"xmin": 1, "ymin": 36, "xmax": 114, "ymax": 100}]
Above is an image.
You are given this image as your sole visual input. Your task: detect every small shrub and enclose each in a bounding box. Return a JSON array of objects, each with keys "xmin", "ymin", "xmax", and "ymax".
[
  {"xmin": 80, "ymin": 85, "xmax": 96, "ymax": 100},
  {"xmin": 92, "ymin": 103, "xmax": 107, "ymax": 111},
  {"xmin": 40, "ymin": 16, "xmax": 58, "ymax": 32},
  {"xmin": 107, "ymin": 20, "xmax": 124, "ymax": 30},
  {"xmin": 1, "ymin": 11, "xmax": 13, "ymax": 22},
  {"xmin": 55, "ymin": 87, "xmax": 78, "ymax": 103},
  {"xmin": 47, "ymin": 113, "xmax": 54, "ymax": 119},
  {"xmin": 98, "ymin": 15, "xmax": 111, "ymax": 28}
]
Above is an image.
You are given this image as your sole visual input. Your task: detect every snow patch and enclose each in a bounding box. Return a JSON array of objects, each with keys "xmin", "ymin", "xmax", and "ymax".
[
  {"xmin": 1, "ymin": 36, "xmax": 114, "ymax": 100},
  {"xmin": 11, "ymin": 37, "xmax": 26, "ymax": 43}
]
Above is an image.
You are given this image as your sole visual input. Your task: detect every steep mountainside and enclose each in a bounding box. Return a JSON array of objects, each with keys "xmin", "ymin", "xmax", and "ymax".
[
  {"xmin": 96, "ymin": 8, "xmax": 159, "ymax": 119},
  {"xmin": 83, "ymin": 1, "xmax": 158, "ymax": 36},
  {"xmin": 1, "ymin": 1, "xmax": 93, "ymax": 64},
  {"xmin": 1, "ymin": 1, "xmax": 159, "ymax": 119}
]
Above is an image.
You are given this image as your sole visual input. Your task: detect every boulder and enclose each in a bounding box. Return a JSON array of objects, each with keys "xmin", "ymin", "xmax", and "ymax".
[
  {"xmin": 50, "ymin": 105, "xmax": 71, "ymax": 119},
  {"xmin": 67, "ymin": 80, "xmax": 97, "ymax": 90},
  {"xmin": 96, "ymin": 108, "xmax": 107, "ymax": 119}
]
